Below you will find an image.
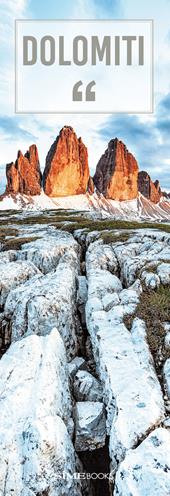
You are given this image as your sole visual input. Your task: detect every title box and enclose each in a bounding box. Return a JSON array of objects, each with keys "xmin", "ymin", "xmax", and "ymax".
[{"xmin": 15, "ymin": 19, "xmax": 153, "ymax": 114}]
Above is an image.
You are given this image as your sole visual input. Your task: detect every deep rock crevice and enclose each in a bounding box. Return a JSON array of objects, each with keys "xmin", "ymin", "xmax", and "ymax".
[{"xmin": 70, "ymin": 234, "xmax": 113, "ymax": 495}]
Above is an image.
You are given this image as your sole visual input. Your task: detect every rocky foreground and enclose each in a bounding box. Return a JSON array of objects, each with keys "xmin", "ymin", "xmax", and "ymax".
[{"xmin": 0, "ymin": 213, "xmax": 170, "ymax": 495}]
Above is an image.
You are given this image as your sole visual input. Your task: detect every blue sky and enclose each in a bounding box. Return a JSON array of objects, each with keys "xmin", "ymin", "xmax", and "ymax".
[
  {"xmin": 0, "ymin": 0, "xmax": 170, "ymax": 192},
  {"xmin": 28, "ymin": 0, "xmax": 123, "ymax": 19}
]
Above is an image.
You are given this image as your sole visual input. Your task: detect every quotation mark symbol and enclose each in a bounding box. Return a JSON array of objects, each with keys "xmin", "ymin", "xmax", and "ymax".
[{"xmin": 73, "ymin": 80, "xmax": 96, "ymax": 101}]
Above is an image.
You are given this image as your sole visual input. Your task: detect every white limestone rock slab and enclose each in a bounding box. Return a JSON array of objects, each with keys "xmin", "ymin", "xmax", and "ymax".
[
  {"xmin": 155, "ymin": 247, "xmax": 170, "ymax": 262},
  {"xmin": 86, "ymin": 308, "xmax": 165, "ymax": 462},
  {"xmin": 165, "ymin": 333, "xmax": 170, "ymax": 351},
  {"xmin": 163, "ymin": 417, "xmax": 170, "ymax": 429},
  {"xmin": 86, "ymin": 255, "xmax": 165, "ymax": 469},
  {"xmin": 19, "ymin": 231, "xmax": 79, "ymax": 274},
  {"xmin": 131, "ymin": 318, "xmax": 159, "ymax": 378},
  {"xmin": 107, "ymin": 322, "xmax": 164, "ymax": 467},
  {"xmin": 164, "ymin": 358, "xmax": 170, "ymax": 398},
  {"xmin": 141, "ymin": 270, "xmax": 160, "ymax": 289},
  {"xmin": 114, "ymin": 428, "xmax": 170, "ymax": 496},
  {"xmin": 87, "ymin": 270, "xmax": 122, "ymax": 300},
  {"xmin": 0, "ymin": 250, "xmax": 18, "ymax": 263},
  {"xmin": 85, "ymin": 231, "xmax": 101, "ymax": 246},
  {"xmin": 129, "ymin": 279, "xmax": 143, "ymax": 295},
  {"xmin": 0, "ymin": 329, "xmax": 81, "ymax": 495},
  {"xmin": 20, "ymin": 415, "xmax": 81, "ymax": 496},
  {"xmin": 0, "ymin": 328, "xmax": 71, "ymax": 429},
  {"xmin": 163, "ymin": 322, "xmax": 170, "ymax": 332},
  {"xmin": 86, "ymin": 241, "xmax": 118, "ymax": 275},
  {"xmin": 73, "ymin": 370, "xmax": 103, "ymax": 402},
  {"xmin": 157, "ymin": 263, "xmax": 170, "ymax": 285},
  {"xmin": 86, "ymin": 296, "xmax": 103, "ymax": 314},
  {"xmin": 0, "ymin": 260, "xmax": 41, "ymax": 306},
  {"xmin": 74, "ymin": 401, "xmax": 106, "ymax": 451},
  {"xmin": 102, "ymin": 292, "xmax": 120, "ymax": 311},
  {"xmin": 119, "ymin": 288, "xmax": 140, "ymax": 305},
  {"xmin": 112, "ymin": 233, "xmax": 170, "ymax": 286},
  {"xmin": 113, "ymin": 242, "xmax": 142, "ymax": 285},
  {"xmin": 5, "ymin": 262, "xmax": 78, "ymax": 360},
  {"xmin": 107, "ymin": 304, "xmax": 136, "ymax": 324},
  {"xmin": 85, "ymin": 270, "xmax": 123, "ymax": 335}
]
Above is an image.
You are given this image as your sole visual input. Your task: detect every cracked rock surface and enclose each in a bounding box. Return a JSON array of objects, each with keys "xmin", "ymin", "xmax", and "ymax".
[
  {"xmin": 4, "ymin": 234, "xmax": 79, "ymax": 360},
  {"xmin": 84, "ymin": 229, "xmax": 170, "ymax": 487},
  {"xmin": 114, "ymin": 428, "xmax": 170, "ymax": 495},
  {"xmin": 0, "ymin": 224, "xmax": 170, "ymax": 495}
]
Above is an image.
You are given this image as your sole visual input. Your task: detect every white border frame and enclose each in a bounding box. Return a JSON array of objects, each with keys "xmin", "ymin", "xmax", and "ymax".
[{"xmin": 15, "ymin": 19, "xmax": 154, "ymax": 114}]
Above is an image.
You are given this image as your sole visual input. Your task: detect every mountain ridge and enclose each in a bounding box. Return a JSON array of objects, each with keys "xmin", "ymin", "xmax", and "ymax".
[{"xmin": 1, "ymin": 126, "xmax": 170, "ymax": 214}]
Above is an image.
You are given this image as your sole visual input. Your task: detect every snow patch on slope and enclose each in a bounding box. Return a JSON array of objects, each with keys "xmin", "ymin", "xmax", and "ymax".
[{"xmin": 0, "ymin": 191, "xmax": 170, "ymax": 221}]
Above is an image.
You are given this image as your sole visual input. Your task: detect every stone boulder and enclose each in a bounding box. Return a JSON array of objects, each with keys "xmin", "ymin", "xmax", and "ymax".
[
  {"xmin": 164, "ymin": 324, "xmax": 170, "ymax": 352},
  {"xmin": 114, "ymin": 428, "xmax": 170, "ymax": 496},
  {"xmin": 141, "ymin": 270, "xmax": 160, "ymax": 290},
  {"xmin": 0, "ymin": 329, "xmax": 82, "ymax": 495},
  {"xmin": 157, "ymin": 263, "xmax": 170, "ymax": 285},
  {"xmin": 74, "ymin": 401, "xmax": 106, "ymax": 451},
  {"xmin": 0, "ymin": 250, "xmax": 18, "ymax": 263},
  {"xmin": 6, "ymin": 145, "xmax": 42, "ymax": 195},
  {"xmin": 93, "ymin": 138, "xmax": 139, "ymax": 200},
  {"xmin": 43, "ymin": 126, "xmax": 90, "ymax": 196},
  {"xmin": 73, "ymin": 370, "xmax": 103, "ymax": 402}
]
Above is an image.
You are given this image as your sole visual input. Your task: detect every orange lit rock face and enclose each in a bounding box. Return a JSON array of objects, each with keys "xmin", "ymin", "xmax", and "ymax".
[
  {"xmin": 93, "ymin": 138, "xmax": 139, "ymax": 201},
  {"xmin": 6, "ymin": 163, "xmax": 19, "ymax": 194},
  {"xmin": 6, "ymin": 145, "xmax": 41, "ymax": 195},
  {"xmin": 138, "ymin": 171, "xmax": 161, "ymax": 204},
  {"xmin": 43, "ymin": 126, "xmax": 90, "ymax": 197}
]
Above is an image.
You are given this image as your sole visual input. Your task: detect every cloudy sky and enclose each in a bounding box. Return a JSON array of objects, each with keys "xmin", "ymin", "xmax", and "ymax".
[{"xmin": 0, "ymin": 0, "xmax": 170, "ymax": 193}]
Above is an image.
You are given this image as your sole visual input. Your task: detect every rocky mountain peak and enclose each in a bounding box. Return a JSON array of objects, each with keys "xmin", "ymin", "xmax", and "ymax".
[
  {"xmin": 4, "ymin": 130, "xmax": 168, "ymax": 205},
  {"xmin": 63, "ymin": 125, "xmax": 74, "ymax": 132},
  {"xmin": 138, "ymin": 171, "xmax": 161, "ymax": 204},
  {"xmin": 17, "ymin": 150, "xmax": 23, "ymax": 159},
  {"xmin": 43, "ymin": 126, "xmax": 90, "ymax": 197},
  {"xmin": 6, "ymin": 144, "xmax": 42, "ymax": 196},
  {"xmin": 93, "ymin": 137, "xmax": 139, "ymax": 200}
]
